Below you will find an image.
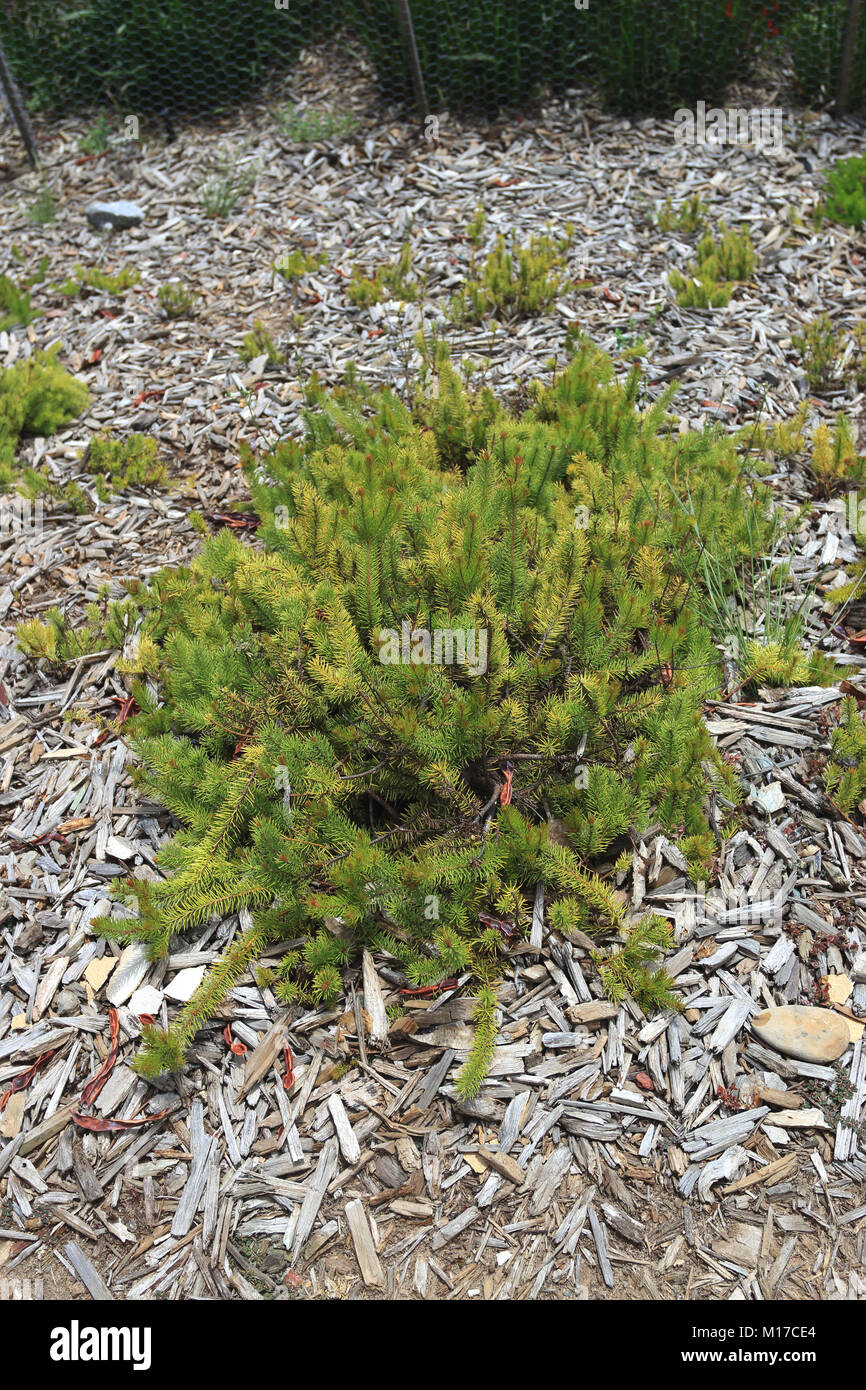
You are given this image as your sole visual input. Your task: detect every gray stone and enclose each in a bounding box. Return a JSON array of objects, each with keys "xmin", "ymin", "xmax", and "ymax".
[
  {"xmin": 86, "ymin": 200, "xmax": 145, "ymax": 231},
  {"xmin": 54, "ymin": 989, "xmax": 80, "ymax": 1016}
]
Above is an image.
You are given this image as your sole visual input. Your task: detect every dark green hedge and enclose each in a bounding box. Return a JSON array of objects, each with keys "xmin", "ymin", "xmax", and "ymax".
[{"xmin": 0, "ymin": 0, "xmax": 860, "ymax": 119}]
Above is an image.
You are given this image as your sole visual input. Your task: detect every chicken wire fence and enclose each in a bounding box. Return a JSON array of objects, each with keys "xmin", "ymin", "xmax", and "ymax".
[{"xmin": 0, "ymin": 0, "xmax": 864, "ymax": 151}]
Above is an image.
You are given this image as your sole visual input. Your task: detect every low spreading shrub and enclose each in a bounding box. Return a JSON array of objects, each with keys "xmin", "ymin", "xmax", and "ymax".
[
  {"xmin": 822, "ymin": 152, "xmax": 866, "ymax": 231},
  {"xmin": 0, "ymin": 347, "xmax": 90, "ymax": 489},
  {"xmin": 47, "ymin": 337, "xmax": 827, "ymax": 1089}
]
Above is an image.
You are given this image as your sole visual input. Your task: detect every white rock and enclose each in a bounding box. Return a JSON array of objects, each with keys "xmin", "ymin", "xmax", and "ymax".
[
  {"xmin": 751, "ymin": 780, "xmax": 785, "ymax": 814},
  {"xmin": 105, "ymin": 834, "xmax": 135, "ymax": 861},
  {"xmin": 164, "ymin": 965, "xmax": 206, "ymax": 1002},
  {"xmin": 851, "ymin": 951, "xmax": 866, "ymax": 985},
  {"xmin": 128, "ymin": 985, "xmax": 164, "ymax": 1016},
  {"xmin": 105, "ymin": 942, "xmax": 150, "ymax": 1006}
]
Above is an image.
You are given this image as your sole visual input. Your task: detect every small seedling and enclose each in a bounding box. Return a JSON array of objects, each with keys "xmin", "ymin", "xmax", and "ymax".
[
  {"xmin": 466, "ymin": 203, "xmax": 486, "ymax": 248},
  {"xmin": 347, "ymin": 241, "xmax": 420, "ymax": 307},
  {"xmin": 240, "ymin": 322, "xmax": 285, "ymax": 365},
  {"xmin": 84, "ymin": 432, "xmax": 168, "ymax": 499},
  {"xmin": 157, "ymin": 281, "xmax": 200, "ymax": 318},
  {"xmin": 78, "ymin": 114, "xmax": 111, "ymax": 155},
  {"xmin": 822, "ymin": 151, "xmax": 866, "ymax": 230},
  {"xmin": 809, "ymin": 414, "xmax": 865, "ymax": 497},
  {"xmin": 451, "ymin": 230, "xmax": 570, "ymax": 324},
  {"xmin": 656, "ymin": 194, "xmax": 708, "ymax": 235},
  {"xmin": 27, "ymin": 187, "xmax": 57, "ymax": 224},
  {"xmin": 0, "ymin": 268, "xmax": 45, "ymax": 331},
  {"xmin": 274, "ymin": 249, "xmax": 328, "ymax": 280},
  {"xmin": 669, "ymin": 223, "xmax": 755, "ymax": 309},
  {"xmin": 792, "ymin": 313, "xmax": 844, "ymax": 391},
  {"xmin": 53, "ymin": 264, "xmax": 140, "ymax": 296},
  {"xmin": 199, "ymin": 157, "xmax": 257, "ymax": 218}
]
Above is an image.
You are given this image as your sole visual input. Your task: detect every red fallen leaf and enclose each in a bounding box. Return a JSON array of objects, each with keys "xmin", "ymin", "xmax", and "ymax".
[
  {"xmin": 0, "ymin": 1050, "xmax": 55, "ymax": 1111},
  {"xmin": 208, "ymin": 510, "xmax": 260, "ymax": 531},
  {"xmin": 80, "ymin": 1006, "xmax": 119, "ymax": 1108},
  {"xmin": 400, "ymin": 978, "xmax": 458, "ymax": 998},
  {"xmin": 283, "ymin": 1269, "xmax": 303, "ymax": 1288},
  {"xmin": 132, "ymin": 386, "xmax": 166, "ymax": 407},
  {"xmin": 845, "ymin": 629, "xmax": 866, "ymax": 645},
  {"xmin": 88, "ymin": 348, "xmax": 102, "ymax": 364},
  {"xmin": 281, "ymin": 1044, "xmax": 295, "ymax": 1092},
  {"xmin": 635, "ymin": 1072, "xmax": 654, "ymax": 1092},
  {"xmin": 96, "ymin": 308, "xmax": 118, "ymax": 319},
  {"xmin": 368, "ymin": 328, "xmax": 383, "ymax": 338},
  {"xmin": 478, "ymin": 909, "xmax": 517, "ymax": 940},
  {"xmin": 72, "ymin": 1107, "xmax": 173, "ymax": 1133},
  {"xmin": 840, "ymin": 680, "xmax": 866, "ymax": 705},
  {"xmin": 0, "ymin": 682, "xmax": 8, "ymax": 707},
  {"xmin": 223, "ymin": 1023, "xmax": 247, "ymax": 1056},
  {"xmin": 110, "ymin": 693, "xmax": 138, "ymax": 727},
  {"xmin": 602, "ymin": 287, "xmax": 622, "ymax": 304},
  {"xmin": 138, "ymin": 1014, "xmax": 156, "ymax": 1027},
  {"xmin": 700, "ymin": 400, "xmax": 736, "ymax": 414}
]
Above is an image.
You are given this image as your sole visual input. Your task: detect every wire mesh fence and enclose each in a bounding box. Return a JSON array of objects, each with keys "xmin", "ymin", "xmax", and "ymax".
[{"xmin": 0, "ymin": 0, "xmax": 864, "ymax": 137}]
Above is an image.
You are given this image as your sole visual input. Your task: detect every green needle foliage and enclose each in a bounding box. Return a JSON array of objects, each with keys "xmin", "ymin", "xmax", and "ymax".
[
  {"xmin": 669, "ymin": 224, "xmax": 755, "ymax": 309},
  {"xmin": 824, "ymin": 697, "xmax": 866, "ymax": 813},
  {"xmin": 0, "ymin": 272, "xmax": 44, "ymax": 331},
  {"xmin": 452, "ymin": 232, "xmax": 569, "ymax": 324},
  {"xmin": 655, "ymin": 195, "xmax": 708, "ymax": 235},
  {"xmin": 347, "ymin": 242, "xmax": 421, "ymax": 307},
  {"xmin": 157, "ymin": 282, "xmax": 200, "ymax": 319},
  {"xmin": 54, "ymin": 265, "xmax": 140, "ymax": 297},
  {"xmin": 84, "ymin": 433, "xmax": 168, "ymax": 498},
  {"xmin": 0, "ymin": 348, "xmax": 90, "ymax": 490},
  {"xmin": 240, "ymin": 323, "xmax": 285, "ymax": 366},
  {"xmin": 822, "ymin": 152, "xmax": 866, "ymax": 231},
  {"xmin": 80, "ymin": 336, "xmax": 788, "ymax": 1086}
]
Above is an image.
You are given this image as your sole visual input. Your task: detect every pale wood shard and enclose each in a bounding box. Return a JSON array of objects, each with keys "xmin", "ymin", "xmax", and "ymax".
[
  {"xmin": 587, "ymin": 1205, "xmax": 614, "ymax": 1289},
  {"xmin": 431, "ymin": 1205, "xmax": 480, "ymax": 1251},
  {"xmin": 327, "ymin": 1093, "xmax": 361, "ymax": 1165},
  {"xmin": 290, "ymin": 1139, "xmax": 338, "ymax": 1259},
  {"xmin": 64, "ymin": 1239, "xmax": 115, "ymax": 1300},
  {"xmin": 362, "ymin": 949, "xmax": 388, "ymax": 1047},
  {"xmin": 235, "ymin": 1014, "xmax": 290, "ymax": 1102},
  {"xmin": 345, "ymin": 1198, "xmax": 385, "ymax": 1289},
  {"xmin": 171, "ymin": 1102, "xmax": 217, "ymax": 1238},
  {"xmin": 477, "ymin": 1145, "xmax": 525, "ymax": 1186}
]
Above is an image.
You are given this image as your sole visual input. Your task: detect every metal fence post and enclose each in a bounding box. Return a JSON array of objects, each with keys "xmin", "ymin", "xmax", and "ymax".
[
  {"xmin": 836, "ymin": 0, "xmax": 863, "ymax": 114},
  {"xmin": 392, "ymin": 0, "xmax": 429, "ymax": 121}
]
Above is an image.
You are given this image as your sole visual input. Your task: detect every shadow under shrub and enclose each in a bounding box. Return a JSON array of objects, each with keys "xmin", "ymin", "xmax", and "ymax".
[{"xmin": 81, "ymin": 337, "xmax": 789, "ymax": 1092}]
